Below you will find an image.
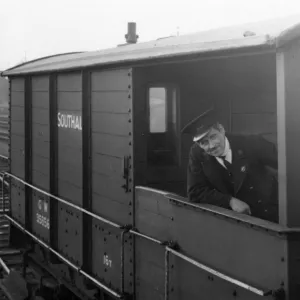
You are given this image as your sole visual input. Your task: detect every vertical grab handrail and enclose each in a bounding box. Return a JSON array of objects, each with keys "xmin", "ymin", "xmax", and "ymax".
[
  {"xmin": 164, "ymin": 248, "xmax": 170, "ymax": 300},
  {"xmin": 120, "ymin": 230, "xmax": 126, "ymax": 294}
]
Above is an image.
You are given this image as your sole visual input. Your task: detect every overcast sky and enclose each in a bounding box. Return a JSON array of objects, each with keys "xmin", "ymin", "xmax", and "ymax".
[{"xmin": 1, "ymin": 0, "xmax": 300, "ymax": 70}]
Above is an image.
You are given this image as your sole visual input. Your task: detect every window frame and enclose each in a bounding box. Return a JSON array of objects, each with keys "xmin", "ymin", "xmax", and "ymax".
[
  {"xmin": 146, "ymin": 83, "xmax": 181, "ymax": 166},
  {"xmin": 148, "ymin": 86, "xmax": 167, "ymax": 133}
]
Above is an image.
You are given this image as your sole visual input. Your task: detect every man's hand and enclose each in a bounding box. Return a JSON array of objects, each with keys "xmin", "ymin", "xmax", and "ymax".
[{"xmin": 229, "ymin": 197, "xmax": 251, "ymax": 215}]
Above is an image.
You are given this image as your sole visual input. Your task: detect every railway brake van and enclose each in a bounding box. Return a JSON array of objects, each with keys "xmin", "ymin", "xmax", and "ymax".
[{"xmin": 3, "ymin": 17, "xmax": 300, "ymax": 300}]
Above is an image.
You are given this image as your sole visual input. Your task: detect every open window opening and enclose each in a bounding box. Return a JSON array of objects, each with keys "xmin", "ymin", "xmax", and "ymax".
[{"xmin": 147, "ymin": 84, "xmax": 180, "ymax": 166}]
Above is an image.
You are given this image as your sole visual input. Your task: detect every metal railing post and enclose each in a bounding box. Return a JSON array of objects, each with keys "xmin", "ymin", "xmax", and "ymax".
[{"xmin": 164, "ymin": 248, "xmax": 170, "ymax": 300}]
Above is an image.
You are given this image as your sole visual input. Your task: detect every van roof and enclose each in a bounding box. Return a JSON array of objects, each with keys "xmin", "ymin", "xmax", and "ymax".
[{"xmin": 3, "ymin": 14, "xmax": 300, "ymax": 76}]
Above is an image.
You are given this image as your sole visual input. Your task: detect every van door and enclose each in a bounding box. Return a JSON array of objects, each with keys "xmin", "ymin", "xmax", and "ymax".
[{"xmin": 133, "ymin": 71, "xmax": 186, "ymax": 196}]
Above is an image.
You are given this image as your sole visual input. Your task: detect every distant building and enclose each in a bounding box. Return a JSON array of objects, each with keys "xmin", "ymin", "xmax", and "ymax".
[{"xmin": 0, "ymin": 76, "xmax": 9, "ymax": 106}]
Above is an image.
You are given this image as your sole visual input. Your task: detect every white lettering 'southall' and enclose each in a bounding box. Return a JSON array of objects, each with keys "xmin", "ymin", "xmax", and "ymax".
[{"xmin": 57, "ymin": 112, "xmax": 82, "ymax": 130}]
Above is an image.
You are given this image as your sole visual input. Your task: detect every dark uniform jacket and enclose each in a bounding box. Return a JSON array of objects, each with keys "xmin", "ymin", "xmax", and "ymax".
[{"xmin": 187, "ymin": 134, "xmax": 278, "ymax": 223}]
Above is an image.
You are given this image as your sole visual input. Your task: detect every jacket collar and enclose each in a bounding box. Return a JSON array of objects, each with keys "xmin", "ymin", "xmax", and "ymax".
[
  {"xmin": 201, "ymin": 133, "xmax": 248, "ymax": 195},
  {"xmin": 226, "ymin": 134, "xmax": 246, "ymax": 162}
]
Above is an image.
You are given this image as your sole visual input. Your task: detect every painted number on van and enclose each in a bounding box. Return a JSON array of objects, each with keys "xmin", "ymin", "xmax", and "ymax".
[
  {"xmin": 57, "ymin": 112, "xmax": 82, "ymax": 131},
  {"xmin": 103, "ymin": 255, "xmax": 112, "ymax": 268},
  {"xmin": 36, "ymin": 199, "xmax": 50, "ymax": 230}
]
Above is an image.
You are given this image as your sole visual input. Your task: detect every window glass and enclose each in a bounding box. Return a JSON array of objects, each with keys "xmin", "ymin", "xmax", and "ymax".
[{"xmin": 149, "ymin": 87, "xmax": 166, "ymax": 133}]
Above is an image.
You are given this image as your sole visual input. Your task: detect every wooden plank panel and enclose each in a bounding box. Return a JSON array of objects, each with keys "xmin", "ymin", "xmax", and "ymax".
[
  {"xmin": 148, "ymin": 182, "xmax": 186, "ymax": 197},
  {"xmin": 32, "ymin": 155, "xmax": 49, "ymax": 175},
  {"xmin": 58, "ymin": 128, "xmax": 82, "ymax": 148},
  {"xmin": 11, "ymin": 106, "xmax": 24, "ymax": 121},
  {"xmin": 32, "ymin": 108, "xmax": 49, "ymax": 125},
  {"xmin": 92, "ymin": 172, "xmax": 130, "ymax": 203},
  {"xmin": 11, "ymin": 149, "xmax": 25, "ymax": 179},
  {"xmin": 11, "ymin": 164, "xmax": 25, "ymax": 180},
  {"xmin": 231, "ymin": 113, "xmax": 276, "ymax": 135},
  {"xmin": 135, "ymin": 239, "xmax": 165, "ymax": 297},
  {"xmin": 32, "ymin": 147, "xmax": 49, "ymax": 160},
  {"xmin": 11, "ymin": 135, "xmax": 24, "ymax": 150},
  {"xmin": 32, "ymin": 76, "xmax": 49, "ymax": 91},
  {"xmin": 11, "ymin": 148, "xmax": 24, "ymax": 161},
  {"xmin": 32, "ymin": 140, "xmax": 50, "ymax": 158},
  {"xmin": 91, "ymin": 224, "xmax": 132, "ymax": 291},
  {"xmin": 11, "ymin": 182, "xmax": 26, "ymax": 225},
  {"xmin": 58, "ymin": 163, "xmax": 82, "ymax": 188},
  {"xmin": 136, "ymin": 208, "xmax": 173, "ymax": 241},
  {"xmin": 91, "ymin": 69, "xmax": 130, "ymax": 91},
  {"xmin": 91, "ymin": 193, "xmax": 131, "ymax": 224},
  {"xmin": 91, "ymin": 91, "xmax": 130, "ymax": 113},
  {"xmin": 32, "ymin": 124, "xmax": 50, "ymax": 142},
  {"xmin": 11, "ymin": 92, "xmax": 25, "ymax": 107},
  {"xmin": 136, "ymin": 189, "xmax": 173, "ymax": 216},
  {"xmin": 58, "ymin": 180, "xmax": 82, "ymax": 205},
  {"xmin": 11, "ymin": 78, "xmax": 24, "ymax": 92},
  {"xmin": 57, "ymin": 92, "xmax": 82, "ymax": 110},
  {"xmin": 92, "ymin": 112, "xmax": 130, "ymax": 136},
  {"xmin": 92, "ymin": 154, "xmax": 122, "ymax": 178},
  {"xmin": 57, "ymin": 204, "xmax": 83, "ymax": 264},
  {"xmin": 32, "ymin": 170, "xmax": 49, "ymax": 190},
  {"xmin": 11, "ymin": 121, "xmax": 25, "ymax": 136},
  {"xmin": 135, "ymin": 188, "xmax": 174, "ymax": 241},
  {"xmin": 136, "ymin": 279, "xmax": 164, "ymax": 300},
  {"xmin": 57, "ymin": 73, "xmax": 82, "ymax": 91},
  {"xmin": 92, "ymin": 133, "xmax": 129, "ymax": 158},
  {"xmin": 168, "ymin": 255, "xmax": 249, "ymax": 300},
  {"xmin": 171, "ymin": 203, "xmax": 284, "ymax": 289},
  {"xmin": 231, "ymin": 92, "xmax": 276, "ymax": 113},
  {"xmin": 58, "ymin": 146, "xmax": 82, "ymax": 166},
  {"xmin": 32, "ymin": 92, "xmax": 49, "ymax": 109}
]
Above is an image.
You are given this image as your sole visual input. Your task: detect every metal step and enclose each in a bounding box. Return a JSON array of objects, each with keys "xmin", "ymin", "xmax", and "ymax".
[
  {"xmin": 0, "ymin": 270, "xmax": 28, "ymax": 300},
  {"xmin": 0, "ymin": 237, "xmax": 9, "ymax": 243},
  {"xmin": 0, "ymin": 249, "xmax": 21, "ymax": 257},
  {"xmin": 0, "ymin": 247, "xmax": 23, "ymax": 271},
  {"xmin": 0, "ymin": 285, "xmax": 10, "ymax": 300},
  {"xmin": 3, "ymin": 258, "xmax": 22, "ymax": 268},
  {"xmin": 0, "ymin": 244, "xmax": 9, "ymax": 250},
  {"xmin": 0, "ymin": 219, "xmax": 9, "ymax": 225}
]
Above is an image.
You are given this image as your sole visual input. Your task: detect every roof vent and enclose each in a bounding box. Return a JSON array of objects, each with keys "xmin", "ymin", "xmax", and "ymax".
[
  {"xmin": 243, "ymin": 30, "xmax": 256, "ymax": 37},
  {"xmin": 125, "ymin": 22, "xmax": 139, "ymax": 44}
]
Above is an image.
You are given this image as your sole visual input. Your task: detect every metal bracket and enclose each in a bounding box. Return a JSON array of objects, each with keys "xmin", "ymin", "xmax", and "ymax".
[
  {"xmin": 120, "ymin": 224, "xmax": 133, "ymax": 231},
  {"xmin": 162, "ymin": 240, "xmax": 179, "ymax": 250},
  {"xmin": 272, "ymin": 288, "xmax": 285, "ymax": 300}
]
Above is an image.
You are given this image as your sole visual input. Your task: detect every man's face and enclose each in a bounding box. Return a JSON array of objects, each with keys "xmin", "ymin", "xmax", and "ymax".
[{"xmin": 197, "ymin": 126, "xmax": 226, "ymax": 156}]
